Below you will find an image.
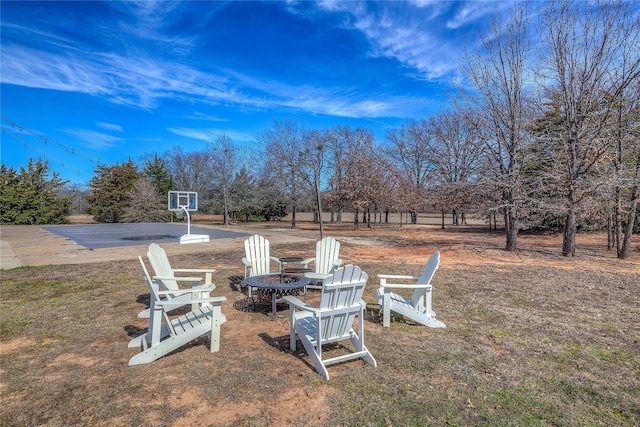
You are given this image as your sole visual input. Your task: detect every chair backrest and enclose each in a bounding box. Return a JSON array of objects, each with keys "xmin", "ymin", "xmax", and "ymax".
[
  {"xmin": 138, "ymin": 256, "xmax": 173, "ymax": 333},
  {"xmin": 147, "ymin": 243, "xmax": 180, "ymax": 291},
  {"xmin": 244, "ymin": 234, "xmax": 271, "ymax": 276},
  {"xmin": 410, "ymin": 251, "xmax": 440, "ymax": 307},
  {"xmin": 318, "ymin": 265, "xmax": 368, "ymax": 341},
  {"xmin": 314, "ymin": 236, "xmax": 341, "ymax": 274}
]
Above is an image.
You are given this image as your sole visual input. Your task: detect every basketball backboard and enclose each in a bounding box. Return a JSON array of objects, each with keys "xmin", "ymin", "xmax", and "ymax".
[{"xmin": 168, "ymin": 191, "xmax": 198, "ymax": 212}]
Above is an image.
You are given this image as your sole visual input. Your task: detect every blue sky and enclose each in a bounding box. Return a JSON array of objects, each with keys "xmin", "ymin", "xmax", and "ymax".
[{"xmin": 1, "ymin": 0, "xmax": 514, "ymax": 185}]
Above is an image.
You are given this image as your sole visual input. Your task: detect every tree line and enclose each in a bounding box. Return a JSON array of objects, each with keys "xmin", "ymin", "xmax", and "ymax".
[{"xmin": 1, "ymin": 0, "xmax": 638, "ymax": 259}]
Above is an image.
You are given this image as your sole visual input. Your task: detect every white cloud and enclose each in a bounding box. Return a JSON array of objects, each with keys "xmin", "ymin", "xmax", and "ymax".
[
  {"xmin": 313, "ymin": 1, "xmax": 462, "ymax": 81},
  {"xmin": 185, "ymin": 112, "xmax": 230, "ymax": 122},
  {"xmin": 167, "ymin": 127, "xmax": 255, "ymax": 143},
  {"xmin": 1, "ymin": 42, "xmax": 242, "ymax": 110},
  {"xmin": 62, "ymin": 128, "xmax": 124, "ymax": 150},
  {"xmin": 1, "ymin": 2, "xmax": 446, "ymax": 123},
  {"xmin": 278, "ymin": 86, "xmax": 430, "ymax": 118},
  {"xmin": 107, "ymin": 1, "xmax": 196, "ymax": 54},
  {"xmin": 96, "ymin": 122, "xmax": 123, "ymax": 132},
  {"xmin": 446, "ymin": 2, "xmax": 506, "ymax": 30}
]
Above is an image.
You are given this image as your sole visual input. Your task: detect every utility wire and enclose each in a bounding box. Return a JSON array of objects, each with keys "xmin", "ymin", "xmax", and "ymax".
[
  {"xmin": 1, "ymin": 116, "xmax": 109, "ymax": 165},
  {"xmin": 1, "ymin": 126, "xmax": 94, "ymax": 178}
]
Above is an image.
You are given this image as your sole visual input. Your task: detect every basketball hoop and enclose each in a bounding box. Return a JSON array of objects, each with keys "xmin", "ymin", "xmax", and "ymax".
[{"xmin": 167, "ymin": 191, "xmax": 209, "ymax": 244}]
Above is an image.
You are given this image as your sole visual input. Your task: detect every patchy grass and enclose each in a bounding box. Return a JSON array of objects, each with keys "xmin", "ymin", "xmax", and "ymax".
[{"xmin": 1, "ymin": 224, "xmax": 639, "ymax": 426}]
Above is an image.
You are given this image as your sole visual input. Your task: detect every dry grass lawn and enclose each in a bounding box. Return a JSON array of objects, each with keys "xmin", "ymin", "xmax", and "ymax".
[{"xmin": 1, "ymin": 223, "xmax": 639, "ymax": 426}]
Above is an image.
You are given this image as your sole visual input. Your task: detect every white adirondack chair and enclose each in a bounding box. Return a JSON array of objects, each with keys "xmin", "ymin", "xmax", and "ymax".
[
  {"xmin": 376, "ymin": 251, "xmax": 446, "ymax": 328},
  {"xmin": 140, "ymin": 243, "xmax": 215, "ymax": 316},
  {"xmin": 300, "ymin": 236, "xmax": 343, "ymax": 290},
  {"xmin": 241, "ymin": 234, "xmax": 281, "ymax": 298},
  {"xmin": 128, "ymin": 257, "xmax": 227, "ymax": 366},
  {"xmin": 283, "ymin": 265, "xmax": 377, "ymax": 380}
]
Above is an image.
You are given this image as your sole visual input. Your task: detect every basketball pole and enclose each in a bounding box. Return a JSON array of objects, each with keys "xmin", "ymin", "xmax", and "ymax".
[{"xmin": 182, "ymin": 206, "xmax": 191, "ymax": 235}]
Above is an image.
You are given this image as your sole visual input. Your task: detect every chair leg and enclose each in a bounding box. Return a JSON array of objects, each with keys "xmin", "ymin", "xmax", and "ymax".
[
  {"xmin": 289, "ymin": 314, "xmax": 297, "ymax": 351},
  {"xmin": 209, "ymin": 304, "xmax": 223, "ymax": 353},
  {"xmin": 382, "ymin": 292, "xmax": 391, "ymax": 327}
]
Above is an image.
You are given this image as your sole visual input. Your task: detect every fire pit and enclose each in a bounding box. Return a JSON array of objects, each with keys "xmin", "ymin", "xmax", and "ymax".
[{"xmin": 242, "ymin": 273, "xmax": 310, "ymax": 320}]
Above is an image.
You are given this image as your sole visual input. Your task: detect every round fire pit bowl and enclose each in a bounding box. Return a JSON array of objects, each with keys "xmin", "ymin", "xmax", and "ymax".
[{"xmin": 243, "ymin": 273, "xmax": 310, "ymax": 320}]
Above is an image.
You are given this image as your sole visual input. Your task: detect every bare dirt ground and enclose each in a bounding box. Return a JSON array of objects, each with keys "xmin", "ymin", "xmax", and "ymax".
[{"xmin": 1, "ymin": 220, "xmax": 639, "ymax": 426}]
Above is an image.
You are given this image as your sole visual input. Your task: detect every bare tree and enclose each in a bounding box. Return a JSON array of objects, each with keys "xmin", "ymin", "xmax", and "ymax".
[
  {"xmin": 122, "ymin": 178, "xmax": 170, "ymax": 223},
  {"xmin": 324, "ymin": 126, "xmax": 388, "ymax": 229},
  {"xmin": 323, "ymin": 126, "xmax": 358, "ymax": 222},
  {"xmin": 385, "ymin": 119, "xmax": 433, "ymax": 224},
  {"xmin": 538, "ymin": 0, "xmax": 640, "ymax": 257},
  {"xmin": 612, "ymin": 77, "xmax": 640, "ymax": 259},
  {"xmin": 209, "ymin": 134, "xmax": 238, "ymax": 226},
  {"xmin": 300, "ymin": 129, "xmax": 328, "ymax": 238},
  {"xmin": 428, "ymin": 110, "xmax": 483, "ymax": 226},
  {"xmin": 163, "ymin": 147, "xmax": 214, "ymax": 211},
  {"xmin": 457, "ymin": 3, "xmax": 533, "ymax": 251},
  {"xmin": 258, "ymin": 119, "xmax": 310, "ymax": 229}
]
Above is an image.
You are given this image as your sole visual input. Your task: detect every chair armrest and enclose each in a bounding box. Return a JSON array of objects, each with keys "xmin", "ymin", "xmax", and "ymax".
[
  {"xmin": 189, "ymin": 284, "xmax": 215, "ymax": 291},
  {"xmin": 378, "ymin": 274, "xmax": 427, "ymax": 289},
  {"xmin": 282, "ymin": 295, "xmax": 319, "ymax": 314},
  {"xmin": 378, "ymin": 274, "xmax": 419, "ymax": 280},
  {"xmin": 270, "ymin": 256, "xmax": 282, "ymax": 264},
  {"xmin": 157, "ymin": 296, "xmax": 227, "ymax": 307},
  {"xmin": 172, "ymin": 268, "xmax": 216, "ymax": 274},
  {"xmin": 156, "ymin": 285, "xmax": 214, "ymax": 296},
  {"xmin": 334, "ymin": 259, "xmax": 343, "ymax": 268},
  {"xmin": 153, "ymin": 275, "xmax": 202, "ymax": 282},
  {"xmin": 300, "ymin": 257, "xmax": 315, "ymax": 267},
  {"xmin": 242, "ymin": 258, "xmax": 251, "ymax": 267},
  {"xmin": 157, "ymin": 275, "xmax": 214, "ymax": 291},
  {"xmin": 379, "ymin": 283, "xmax": 432, "ymax": 289}
]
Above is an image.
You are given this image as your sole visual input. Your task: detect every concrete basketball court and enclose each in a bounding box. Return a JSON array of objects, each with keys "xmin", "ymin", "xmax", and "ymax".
[{"xmin": 0, "ymin": 222, "xmax": 312, "ymax": 269}]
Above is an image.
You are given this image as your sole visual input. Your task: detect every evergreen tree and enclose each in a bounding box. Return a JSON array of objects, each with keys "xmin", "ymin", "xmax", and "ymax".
[
  {"xmin": 142, "ymin": 153, "xmax": 174, "ymax": 199},
  {"xmin": 87, "ymin": 160, "xmax": 140, "ymax": 223},
  {"xmin": 0, "ymin": 159, "xmax": 71, "ymax": 224},
  {"xmin": 230, "ymin": 165, "xmax": 261, "ymax": 222}
]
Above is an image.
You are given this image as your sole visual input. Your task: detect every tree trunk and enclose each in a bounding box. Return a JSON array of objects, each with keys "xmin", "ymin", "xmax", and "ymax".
[
  {"xmin": 222, "ymin": 189, "xmax": 229, "ymax": 227},
  {"xmin": 614, "ymin": 186, "xmax": 623, "ymax": 254},
  {"xmin": 607, "ymin": 212, "xmax": 615, "ymax": 251},
  {"xmin": 442, "ymin": 210, "xmax": 445, "ymax": 229},
  {"xmin": 619, "ymin": 183, "xmax": 639, "ymax": 259},
  {"xmin": 505, "ymin": 206, "xmax": 518, "ymax": 251},
  {"xmin": 562, "ymin": 207, "xmax": 577, "ymax": 257},
  {"xmin": 290, "ymin": 204, "xmax": 297, "ymax": 229},
  {"xmin": 353, "ymin": 209, "xmax": 359, "ymax": 230},
  {"xmin": 315, "ymin": 179, "xmax": 323, "ymax": 240},
  {"xmin": 618, "ymin": 154, "xmax": 640, "ymax": 259}
]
